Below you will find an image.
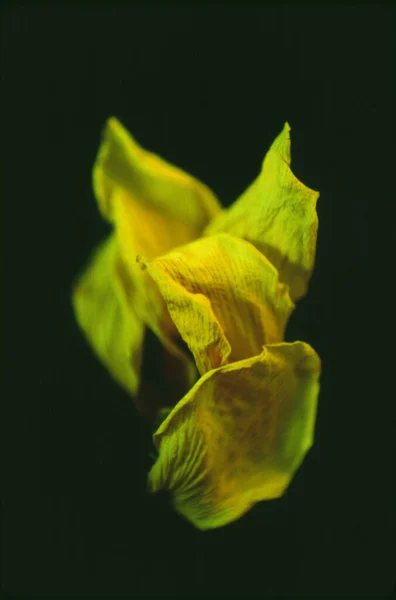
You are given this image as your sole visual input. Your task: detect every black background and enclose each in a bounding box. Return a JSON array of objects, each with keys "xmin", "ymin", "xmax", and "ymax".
[{"xmin": 2, "ymin": 4, "xmax": 394, "ymax": 597}]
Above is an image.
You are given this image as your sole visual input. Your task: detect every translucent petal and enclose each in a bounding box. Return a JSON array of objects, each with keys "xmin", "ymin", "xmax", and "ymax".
[
  {"xmin": 204, "ymin": 123, "xmax": 319, "ymax": 301},
  {"xmin": 148, "ymin": 341, "xmax": 321, "ymax": 530},
  {"xmin": 72, "ymin": 235, "xmax": 145, "ymax": 396}
]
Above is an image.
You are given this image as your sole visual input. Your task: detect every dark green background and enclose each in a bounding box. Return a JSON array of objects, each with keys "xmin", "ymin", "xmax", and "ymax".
[{"xmin": 2, "ymin": 4, "xmax": 393, "ymax": 597}]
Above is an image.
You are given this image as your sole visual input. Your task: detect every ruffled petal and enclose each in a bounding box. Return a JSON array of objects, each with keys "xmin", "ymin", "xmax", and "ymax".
[
  {"xmin": 139, "ymin": 233, "xmax": 294, "ymax": 375},
  {"xmin": 204, "ymin": 123, "xmax": 319, "ymax": 301},
  {"xmin": 94, "ymin": 117, "xmax": 221, "ymax": 262},
  {"xmin": 148, "ymin": 341, "xmax": 321, "ymax": 530}
]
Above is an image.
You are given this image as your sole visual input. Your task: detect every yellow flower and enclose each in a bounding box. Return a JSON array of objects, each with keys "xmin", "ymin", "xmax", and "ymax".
[{"xmin": 72, "ymin": 118, "xmax": 321, "ymax": 530}]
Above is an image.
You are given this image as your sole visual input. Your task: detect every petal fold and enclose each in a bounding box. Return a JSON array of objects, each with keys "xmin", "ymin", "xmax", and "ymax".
[
  {"xmin": 141, "ymin": 233, "xmax": 294, "ymax": 375},
  {"xmin": 148, "ymin": 341, "xmax": 321, "ymax": 530},
  {"xmin": 204, "ymin": 123, "xmax": 319, "ymax": 301}
]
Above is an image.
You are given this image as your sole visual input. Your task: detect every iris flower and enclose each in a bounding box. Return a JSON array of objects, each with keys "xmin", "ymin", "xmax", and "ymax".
[{"xmin": 72, "ymin": 118, "xmax": 321, "ymax": 530}]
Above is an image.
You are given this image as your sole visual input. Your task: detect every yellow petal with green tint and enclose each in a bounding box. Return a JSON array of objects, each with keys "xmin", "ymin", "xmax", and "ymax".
[
  {"xmin": 72, "ymin": 234, "xmax": 145, "ymax": 396},
  {"xmin": 72, "ymin": 234, "xmax": 197, "ymax": 414},
  {"xmin": 91, "ymin": 117, "xmax": 221, "ymax": 362},
  {"xmin": 204, "ymin": 123, "xmax": 319, "ymax": 301},
  {"xmin": 148, "ymin": 341, "xmax": 321, "ymax": 530},
  {"xmin": 94, "ymin": 117, "xmax": 222, "ymax": 261},
  {"xmin": 72, "ymin": 116, "xmax": 221, "ymax": 409},
  {"xmin": 139, "ymin": 233, "xmax": 294, "ymax": 375}
]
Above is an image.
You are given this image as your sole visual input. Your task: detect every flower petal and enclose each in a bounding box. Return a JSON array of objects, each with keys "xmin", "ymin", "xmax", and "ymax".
[
  {"xmin": 72, "ymin": 235, "xmax": 144, "ymax": 396},
  {"xmin": 72, "ymin": 235, "xmax": 196, "ymax": 415},
  {"xmin": 204, "ymin": 123, "xmax": 319, "ymax": 301},
  {"xmin": 94, "ymin": 117, "xmax": 222, "ymax": 261},
  {"xmin": 73, "ymin": 117, "xmax": 220, "ymax": 409},
  {"xmin": 140, "ymin": 233, "xmax": 294, "ymax": 375},
  {"xmin": 148, "ymin": 341, "xmax": 321, "ymax": 530}
]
